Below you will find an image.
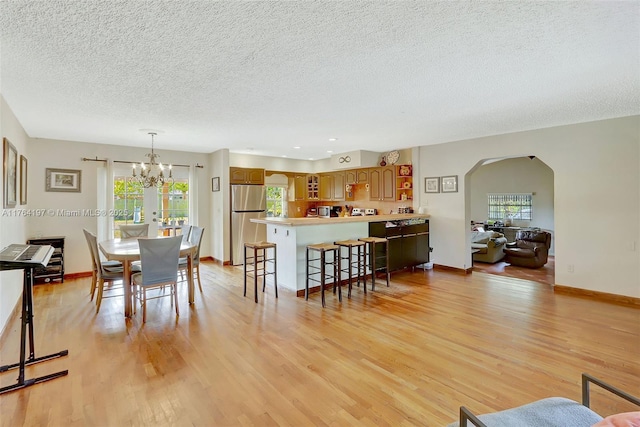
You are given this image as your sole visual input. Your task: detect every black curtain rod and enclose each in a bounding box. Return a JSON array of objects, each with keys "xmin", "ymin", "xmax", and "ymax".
[{"xmin": 81, "ymin": 157, "xmax": 204, "ymax": 168}]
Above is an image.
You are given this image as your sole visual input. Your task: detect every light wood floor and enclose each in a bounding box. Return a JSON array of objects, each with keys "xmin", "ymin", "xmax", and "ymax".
[{"xmin": 0, "ymin": 262, "xmax": 638, "ymax": 426}]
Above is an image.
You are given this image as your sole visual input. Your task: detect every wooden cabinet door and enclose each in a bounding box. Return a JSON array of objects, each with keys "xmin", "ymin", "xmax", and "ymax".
[
  {"xmin": 381, "ymin": 166, "xmax": 395, "ymax": 201},
  {"xmin": 369, "ymin": 168, "xmax": 381, "ymax": 200},
  {"xmin": 294, "ymin": 175, "xmax": 306, "ymax": 200},
  {"xmin": 319, "ymin": 174, "xmax": 333, "ymax": 200},
  {"xmin": 333, "ymin": 172, "xmax": 345, "ymax": 200},
  {"xmin": 246, "ymin": 168, "xmax": 265, "ymax": 185},
  {"xmin": 345, "ymin": 170, "xmax": 357, "ymax": 184},
  {"xmin": 229, "ymin": 167, "xmax": 247, "ymax": 184},
  {"xmin": 356, "ymin": 169, "xmax": 368, "ymax": 183}
]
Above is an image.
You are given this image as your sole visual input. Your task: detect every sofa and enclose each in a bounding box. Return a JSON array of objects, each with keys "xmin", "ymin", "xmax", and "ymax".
[{"xmin": 470, "ymin": 231, "xmax": 507, "ymax": 263}]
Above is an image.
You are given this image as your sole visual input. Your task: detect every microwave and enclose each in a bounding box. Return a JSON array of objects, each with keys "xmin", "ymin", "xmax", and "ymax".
[{"xmin": 317, "ymin": 206, "xmax": 331, "ymax": 218}]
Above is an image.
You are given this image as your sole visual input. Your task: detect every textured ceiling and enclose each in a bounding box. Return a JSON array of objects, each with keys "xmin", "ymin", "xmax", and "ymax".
[{"xmin": 0, "ymin": 1, "xmax": 638, "ymax": 160}]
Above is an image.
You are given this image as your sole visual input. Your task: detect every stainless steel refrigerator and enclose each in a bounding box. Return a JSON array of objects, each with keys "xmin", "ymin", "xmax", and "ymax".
[{"xmin": 231, "ymin": 184, "xmax": 266, "ymax": 265}]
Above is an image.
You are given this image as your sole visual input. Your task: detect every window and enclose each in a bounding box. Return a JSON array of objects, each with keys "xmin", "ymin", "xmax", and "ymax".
[
  {"xmin": 488, "ymin": 193, "xmax": 532, "ymax": 220},
  {"xmin": 266, "ymin": 186, "xmax": 287, "ymax": 218}
]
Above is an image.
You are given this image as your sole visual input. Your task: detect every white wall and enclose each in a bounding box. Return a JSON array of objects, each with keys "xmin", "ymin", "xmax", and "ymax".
[
  {"xmin": 419, "ymin": 116, "xmax": 640, "ymax": 298},
  {"xmin": 25, "ymin": 138, "xmax": 211, "ymax": 275},
  {"xmin": 470, "ymin": 157, "xmax": 555, "ymax": 253},
  {"xmin": 0, "ymin": 96, "xmax": 30, "ymax": 332},
  {"xmin": 208, "ymin": 149, "xmax": 229, "ymax": 263}
]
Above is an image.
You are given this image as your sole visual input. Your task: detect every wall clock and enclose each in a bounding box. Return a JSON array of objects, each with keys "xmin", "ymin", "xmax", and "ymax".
[{"xmin": 386, "ymin": 150, "xmax": 400, "ymax": 165}]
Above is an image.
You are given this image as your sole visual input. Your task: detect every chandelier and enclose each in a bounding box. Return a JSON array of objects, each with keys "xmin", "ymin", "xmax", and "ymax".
[{"xmin": 131, "ymin": 132, "xmax": 173, "ymax": 188}]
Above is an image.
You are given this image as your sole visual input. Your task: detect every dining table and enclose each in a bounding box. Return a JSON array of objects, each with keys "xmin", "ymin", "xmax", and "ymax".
[{"xmin": 98, "ymin": 237, "xmax": 196, "ymax": 318}]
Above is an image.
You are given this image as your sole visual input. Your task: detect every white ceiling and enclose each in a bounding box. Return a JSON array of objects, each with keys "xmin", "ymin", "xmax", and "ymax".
[{"xmin": 1, "ymin": 1, "xmax": 638, "ymax": 160}]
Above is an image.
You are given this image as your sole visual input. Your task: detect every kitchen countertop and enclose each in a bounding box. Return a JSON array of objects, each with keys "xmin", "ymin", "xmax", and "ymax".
[{"xmin": 251, "ymin": 213, "xmax": 429, "ymax": 226}]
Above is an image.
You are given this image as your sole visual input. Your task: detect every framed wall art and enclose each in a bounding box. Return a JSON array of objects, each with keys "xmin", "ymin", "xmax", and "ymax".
[
  {"xmin": 46, "ymin": 168, "xmax": 82, "ymax": 192},
  {"xmin": 20, "ymin": 155, "xmax": 28, "ymax": 204},
  {"xmin": 441, "ymin": 175, "xmax": 458, "ymax": 193},
  {"xmin": 3, "ymin": 137, "xmax": 17, "ymax": 208},
  {"xmin": 212, "ymin": 176, "xmax": 220, "ymax": 192},
  {"xmin": 425, "ymin": 177, "xmax": 440, "ymax": 193}
]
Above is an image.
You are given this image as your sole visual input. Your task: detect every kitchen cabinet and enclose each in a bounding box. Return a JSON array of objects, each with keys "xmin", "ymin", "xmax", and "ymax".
[
  {"xmin": 26, "ymin": 236, "xmax": 65, "ymax": 283},
  {"xmin": 320, "ymin": 172, "xmax": 346, "ymax": 201},
  {"xmin": 230, "ymin": 167, "xmax": 265, "ymax": 185},
  {"xmin": 345, "ymin": 169, "xmax": 369, "ymax": 184},
  {"xmin": 294, "ymin": 174, "xmax": 307, "ymax": 200},
  {"xmin": 369, "ymin": 221, "xmax": 429, "ymax": 272},
  {"xmin": 369, "ymin": 166, "xmax": 395, "ymax": 201},
  {"xmin": 306, "ymin": 174, "xmax": 319, "ymax": 200}
]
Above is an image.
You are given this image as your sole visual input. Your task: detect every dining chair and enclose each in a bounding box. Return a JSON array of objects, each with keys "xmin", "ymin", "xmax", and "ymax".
[
  {"xmin": 119, "ymin": 223, "xmax": 150, "ymax": 239},
  {"xmin": 132, "ymin": 236, "xmax": 183, "ymax": 322},
  {"xmin": 179, "ymin": 226, "xmax": 205, "ymax": 292},
  {"xmin": 82, "ymin": 229, "xmax": 125, "ymax": 313},
  {"xmin": 181, "ymin": 225, "xmax": 192, "ymax": 243}
]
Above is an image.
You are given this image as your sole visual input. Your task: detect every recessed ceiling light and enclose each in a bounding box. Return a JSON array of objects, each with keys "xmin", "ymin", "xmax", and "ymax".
[
  {"xmin": 327, "ymin": 150, "xmax": 333, "ymax": 153},
  {"xmin": 282, "ymin": 155, "xmax": 287, "ymax": 158},
  {"xmin": 328, "ymin": 138, "xmax": 338, "ymax": 141},
  {"xmin": 308, "ymin": 158, "xmax": 314, "ymax": 160},
  {"xmin": 293, "ymin": 146, "xmax": 301, "ymax": 149}
]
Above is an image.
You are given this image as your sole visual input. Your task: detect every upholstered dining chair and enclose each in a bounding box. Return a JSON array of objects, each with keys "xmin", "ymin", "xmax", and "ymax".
[
  {"xmin": 179, "ymin": 226, "xmax": 205, "ymax": 292},
  {"xmin": 119, "ymin": 223, "xmax": 149, "ymax": 239},
  {"xmin": 83, "ymin": 229, "xmax": 125, "ymax": 313},
  {"xmin": 132, "ymin": 236, "xmax": 183, "ymax": 322}
]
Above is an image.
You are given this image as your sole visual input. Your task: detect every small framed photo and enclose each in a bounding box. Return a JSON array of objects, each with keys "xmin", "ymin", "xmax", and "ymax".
[
  {"xmin": 46, "ymin": 168, "xmax": 81, "ymax": 192},
  {"xmin": 20, "ymin": 155, "xmax": 28, "ymax": 204},
  {"xmin": 425, "ymin": 177, "xmax": 440, "ymax": 193},
  {"xmin": 212, "ymin": 176, "xmax": 220, "ymax": 192},
  {"xmin": 441, "ymin": 175, "xmax": 458, "ymax": 193}
]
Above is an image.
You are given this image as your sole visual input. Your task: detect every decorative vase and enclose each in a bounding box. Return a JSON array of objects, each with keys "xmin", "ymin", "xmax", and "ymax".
[{"xmin": 380, "ymin": 156, "xmax": 387, "ymax": 167}]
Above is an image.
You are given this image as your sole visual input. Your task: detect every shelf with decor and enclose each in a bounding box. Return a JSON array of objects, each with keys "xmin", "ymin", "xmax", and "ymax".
[{"xmin": 395, "ymin": 164, "xmax": 413, "ymax": 202}]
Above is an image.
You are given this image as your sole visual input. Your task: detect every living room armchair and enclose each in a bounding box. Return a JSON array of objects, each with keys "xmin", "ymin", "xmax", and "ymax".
[{"xmin": 503, "ymin": 230, "xmax": 551, "ymax": 268}]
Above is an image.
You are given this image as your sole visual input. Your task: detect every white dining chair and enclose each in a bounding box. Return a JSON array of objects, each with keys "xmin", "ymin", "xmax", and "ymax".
[
  {"xmin": 83, "ymin": 229, "xmax": 125, "ymax": 313},
  {"xmin": 132, "ymin": 236, "xmax": 183, "ymax": 322},
  {"xmin": 119, "ymin": 223, "xmax": 149, "ymax": 239},
  {"xmin": 179, "ymin": 226, "xmax": 205, "ymax": 292}
]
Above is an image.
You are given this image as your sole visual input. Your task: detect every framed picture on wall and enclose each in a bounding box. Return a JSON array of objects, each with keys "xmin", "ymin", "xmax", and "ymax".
[
  {"xmin": 20, "ymin": 155, "xmax": 27, "ymax": 204},
  {"xmin": 3, "ymin": 138, "xmax": 17, "ymax": 208},
  {"xmin": 441, "ymin": 175, "xmax": 458, "ymax": 193},
  {"xmin": 212, "ymin": 176, "xmax": 220, "ymax": 192},
  {"xmin": 425, "ymin": 177, "xmax": 440, "ymax": 193},
  {"xmin": 46, "ymin": 168, "xmax": 82, "ymax": 192}
]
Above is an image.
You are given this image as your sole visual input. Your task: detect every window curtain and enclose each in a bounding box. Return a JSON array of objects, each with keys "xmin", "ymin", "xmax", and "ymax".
[
  {"xmin": 189, "ymin": 165, "xmax": 199, "ymax": 227},
  {"xmin": 96, "ymin": 159, "xmax": 114, "ymax": 245}
]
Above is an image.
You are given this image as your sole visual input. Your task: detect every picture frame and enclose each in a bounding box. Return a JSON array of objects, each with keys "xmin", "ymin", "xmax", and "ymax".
[
  {"xmin": 20, "ymin": 155, "xmax": 27, "ymax": 204},
  {"xmin": 46, "ymin": 168, "xmax": 82, "ymax": 192},
  {"xmin": 441, "ymin": 175, "xmax": 458, "ymax": 193},
  {"xmin": 212, "ymin": 176, "xmax": 220, "ymax": 192},
  {"xmin": 425, "ymin": 177, "xmax": 440, "ymax": 193},
  {"xmin": 3, "ymin": 138, "xmax": 17, "ymax": 208}
]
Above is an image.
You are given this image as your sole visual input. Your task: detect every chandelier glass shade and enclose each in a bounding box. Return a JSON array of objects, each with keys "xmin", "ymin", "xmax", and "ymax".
[{"xmin": 131, "ymin": 132, "xmax": 173, "ymax": 188}]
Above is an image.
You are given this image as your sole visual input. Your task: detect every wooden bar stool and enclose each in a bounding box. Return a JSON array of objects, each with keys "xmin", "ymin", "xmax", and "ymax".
[
  {"xmin": 358, "ymin": 236, "xmax": 390, "ymax": 291},
  {"xmin": 334, "ymin": 240, "xmax": 366, "ymax": 298},
  {"xmin": 306, "ymin": 243, "xmax": 340, "ymax": 307},
  {"xmin": 243, "ymin": 241, "xmax": 277, "ymax": 303}
]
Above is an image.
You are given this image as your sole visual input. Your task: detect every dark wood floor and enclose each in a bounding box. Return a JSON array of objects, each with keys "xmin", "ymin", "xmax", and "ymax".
[
  {"xmin": 473, "ymin": 256, "xmax": 555, "ymax": 286},
  {"xmin": 0, "ymin": 260, "xmax": 637, "ymax": 426}
]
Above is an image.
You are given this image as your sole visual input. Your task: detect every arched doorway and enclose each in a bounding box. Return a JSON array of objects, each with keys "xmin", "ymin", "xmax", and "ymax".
[{"xmin": 466, "ymin": 156, "xmax": 555, "ymax": 285}]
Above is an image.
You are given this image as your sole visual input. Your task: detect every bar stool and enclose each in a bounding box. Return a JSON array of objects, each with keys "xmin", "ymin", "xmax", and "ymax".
[
  {"xmin": 243, "ymin": 241, "xmax": 278, "ymax": 303},
  {"xmin": 334, "ymin": 240, "xmax": 366, "ymax": 298},
  {"xmin": 358, "ymin": 236, "xmax": 390, "ymax": 291},
  {"xmin": 306, "ymin": 243, "xmax": 340, "ymax": 307}
]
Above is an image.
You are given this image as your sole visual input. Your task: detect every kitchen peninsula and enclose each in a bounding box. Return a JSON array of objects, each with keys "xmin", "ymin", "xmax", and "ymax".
[{"xmin": 251, "ymin": 214, "xmax": 430, "ymax": 296}]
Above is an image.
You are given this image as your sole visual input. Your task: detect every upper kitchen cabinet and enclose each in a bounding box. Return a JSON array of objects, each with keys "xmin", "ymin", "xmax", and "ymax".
[
  {"xmin": 230, "ymin": 167, "xmax": 265, "ymax": 185},
  {"xmin": 320, "ymin": 172, "xmax": 346, "ymax": 201},
  {"xmin": 369, "ymin": 166, "xmax": 395, "ymax": 201},
  {"xmin": 345, "ymin": 169, "xmax": 369, "ymax": 184},
  {"xmin": 294, "ymin": 174, "xmax": 307, "ymax": 200},
  {"xmin": 307, "ymin": 174, "xmax": 320, "ymax": 200}
]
